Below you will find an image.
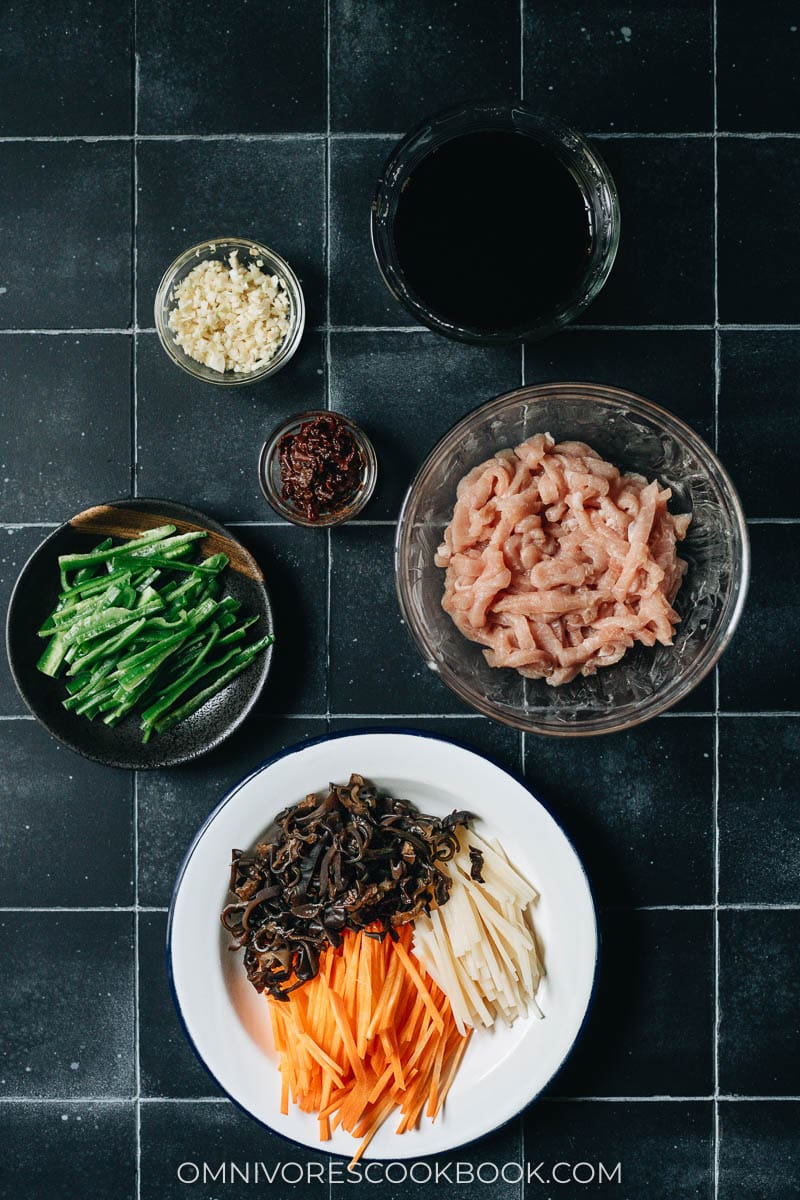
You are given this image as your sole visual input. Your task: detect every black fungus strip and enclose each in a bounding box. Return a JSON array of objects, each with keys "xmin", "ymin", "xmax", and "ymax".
[
  {"xmin": 221, "ymin": 773, "xmax": 471, "ymax": 999},
  {"xmin": 468, "ymin": 846, "xmax": 485, "ymax": 883}
]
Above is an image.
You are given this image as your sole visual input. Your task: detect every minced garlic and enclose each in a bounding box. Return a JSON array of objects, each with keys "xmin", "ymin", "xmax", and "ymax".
[{"xmin": 168, "ymin": 250, "xmax": 291, "ymax": 374}]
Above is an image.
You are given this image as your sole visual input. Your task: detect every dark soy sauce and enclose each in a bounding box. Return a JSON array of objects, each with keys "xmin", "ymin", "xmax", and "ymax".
[{"xmin": 393, "ymin": 130, "xmax": 592, "ymax": 333}]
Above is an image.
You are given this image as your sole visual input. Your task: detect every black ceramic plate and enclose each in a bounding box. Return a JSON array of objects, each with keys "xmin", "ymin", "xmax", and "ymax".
[{"xmin": 5, "ymin": 499, "xmax": 274, "ymax": 769}]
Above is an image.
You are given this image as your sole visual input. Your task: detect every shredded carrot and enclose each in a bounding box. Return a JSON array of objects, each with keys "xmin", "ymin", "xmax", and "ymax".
[{"xmin": 266, "ymin": 926, "xmax": 468, "ymax": 1165}]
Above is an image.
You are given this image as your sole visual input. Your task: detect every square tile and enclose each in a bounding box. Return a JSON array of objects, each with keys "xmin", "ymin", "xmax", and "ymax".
[
  {"xmin": 523, "ymin": 2, "xmax": 713, "ymax": 133},
  {"xmin": 137, "ymin": 716, "xmax": 325, "ymax": 907},
  {"xmin": 579, "ymin": 138, "xmax": 714, "ymax": 325},
  {"xmin": 718, "ymin": 332, "xmax": 800, "ymax": 518},
  {"xmin": 329, "ymin": 0, "xmax": 519, "ymax": 132},
  {"xmin": 138, "ymin": 912, "xmax": 221, "ymax": 1098},
  {"xmin": 0, "ymin": 722, "xmax": 132, "ymax": 907},
  {"xmin": 718, "ymin": 139, "xmax": 800, "ymax": 323},
  {"xmin": 718, "ymin": 1, "xmax": 800, "ymax": 131},
  {"xmin": 718, "ymin": 525, "xmax": 800, "ymax": 713},
  {"xmin": 524, "ymin": 329, "xmax": 715, "ymax": 444},
  {"xmin": 523, "ymin": 1102, "xmax": 713, "ymax": 1198},
  {"xmin": 524, "ymin": 718, "xmax": 714, "ymax": 907},
  {"xmin": 0, "ymin": 335, "xmax": 131, "ymax": 521},
  {"xmin": 0, "ymin": 143, "xmax": 132, "ymax": 329},
  {"xmin": 719, "ymin": 1101, "xmax": 800, "ymax": 1200},
  {"xmin": 136, "ymin": 139, "xmax": 325, "ymax": 327},
  {"xmin": 237, "ymin": 527, "xmax": 329, "ymax": 716},
  {"xmin": 718, "ymin": 909, "xmax": 800, "ymax": 1096},
  {"xmin": 136, "ymin": 332, "xmax": 324, "ymax": 521},
  {"xmin": 329, "ymin": 137, "xmax": 418, "ymax": 327},
  {"xmin": 140, "ymin": 1101, "xmax": 328, "ymax": 1200},
  {"xmin": 137, "ymin": 0, "xmax": 324, "ymax": 134},
  {"xmin": 329, "ymin": 332, "xmax": 521, "ymax": 519},
  {"xmin": 330, "ymin": 716, "xmax": 522, "ymax": 779},
  {"xmin": 552, "ymin": 910, "xmax": 714, "ymax": 1097},
  {"xmin": 0, "ymin": 912, "xmax": 134, "ymax": 1097},
  {"xmin": 0, "ymin": 1102, "xmax": 135, "ymax": 1200},
  {"xmin": 0, "ymin": 1, "xmax": 132, "ymax": 136},
  {"xmin": 719, "ymin": 719, "xmax": 800, "ymax": 904},
  {"xmin": 329, "ymin": 524, "xmax": 471, "ymax": 716},
  {"xmin": 0, "ymin": 527, "xmax": 51, "ymax": 713}
]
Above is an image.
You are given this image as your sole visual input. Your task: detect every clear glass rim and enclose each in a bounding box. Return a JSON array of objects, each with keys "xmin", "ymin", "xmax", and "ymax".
[
  {"xmin": 371, "ymin": 102, "xmax": 621, "ymax": 346},
  {"xmin": 154, "ymin": 237, "xmax": 306, "ymax": 386},
  {"xmin": 258, "ymin": 409, "xmax": 378, "ymax": 528},
  {"xmin": 395, "ymin": 382, "xmax": 751, "ymax": 736}
]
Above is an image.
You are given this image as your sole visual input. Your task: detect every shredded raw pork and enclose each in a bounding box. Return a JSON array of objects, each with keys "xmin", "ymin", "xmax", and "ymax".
[{"xmin": 435, "ymin": 433, "xmax": 691, "ymax": 686}]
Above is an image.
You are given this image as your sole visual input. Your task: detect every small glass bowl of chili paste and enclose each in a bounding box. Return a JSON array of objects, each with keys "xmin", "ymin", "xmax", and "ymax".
[{"xmin": 259, "ymin": 410, "xmax": 377, "ymax": 526}]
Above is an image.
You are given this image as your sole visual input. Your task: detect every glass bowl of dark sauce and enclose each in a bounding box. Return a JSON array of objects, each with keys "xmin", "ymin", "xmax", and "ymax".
[{"xmin": 371, "ymin": 103, "xmax": 620, "ymax": 344}]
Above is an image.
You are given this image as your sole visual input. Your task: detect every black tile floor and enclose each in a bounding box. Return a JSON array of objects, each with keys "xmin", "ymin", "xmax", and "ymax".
[{"xmin": 0, "ymin": 1, "xmax": 798, "ymax": 1197}]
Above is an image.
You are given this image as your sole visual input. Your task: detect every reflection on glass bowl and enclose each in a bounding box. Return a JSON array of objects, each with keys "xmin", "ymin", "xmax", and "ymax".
[{"xmin": 395, "ymin": 383, "xmax": 749, "ymax": 737}]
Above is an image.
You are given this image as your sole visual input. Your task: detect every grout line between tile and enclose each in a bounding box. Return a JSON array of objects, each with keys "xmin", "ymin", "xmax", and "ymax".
[
  {"xmin": 519, "ymin": 0, "xmax": 525, "ymax": 100},
  {"xmin": 325, "ymin": 0, "xmax": 332, "ymax": 753},
  {"xmin": 5, "ymin": 322, "xmax": 800, "ymax": 335},
  {"xmin": 712, "ymin": 5, "xmax": 720, "ymax": 1194},
  {"xmin": 545, "ymin": 1095, "xmax": 715, "ymax": 1103},
  {"xmin": 0, "ymin": 327, "xmax": 134, "ymax": 334},
  {"xmin": 0, "ymin": 906, "xmax": 168, "ymax": 913},
  {"xmin": 132, "ymin": 12, "xmax": 142, "ymax": 1198},
  {"xmin": 2, "ymin": 710, "xmax": 800, "ymax": 722},
  {"xmin": 3, "ymin": 902, "xmax": 797, "ymax": 913},
  {"xmin": 132, "ymin": 43, "xmax": 140, "ymax": 501},
  {"xmin": 325, "ymin": 12, "xmax": 333, "ymax": 1193},
  {"xmin": 3, "ymin": 516, "xmax": 796, "ymax": 530},
  {"xmin": 0, "ymin": 1092, "xmax": 796, "ymax": 1105},
  {"xmin": 327, "ymin": 324, "xmax": 427, "ymax": 333},
  {"xmin": 2, "ymin": 131, "xmax": 800, "ymax": 143}
]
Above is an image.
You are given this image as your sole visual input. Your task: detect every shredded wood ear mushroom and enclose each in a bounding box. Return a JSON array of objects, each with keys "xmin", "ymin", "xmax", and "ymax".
[
  {"xmin": 168, "ymin": 250, "xmax": 291, "ymax": 373},
  {"xmin": 221, "ymin": 774, "xmax": 470, "ymax": 999}
]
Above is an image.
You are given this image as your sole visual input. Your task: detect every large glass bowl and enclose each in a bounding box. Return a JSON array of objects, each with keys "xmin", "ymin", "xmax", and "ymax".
[
  {"xmin": 371, "ymin": 103, "xmax": 620, "ymax": 345},
  {"xmin": 395, "ymin": 384, "xmax": 749, "ymax": 736}
]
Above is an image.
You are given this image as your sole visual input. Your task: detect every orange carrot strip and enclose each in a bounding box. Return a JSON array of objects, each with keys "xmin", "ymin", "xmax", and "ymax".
[
  {"xmin": 326, "ymin": 979, "xmax": 367, "ymax": 1086},
  {"xmin": 299, "ymin": 1032, "xmax": 346, "ymax": 1089},
  {"xmin": 349, "ymin": 1095, "xmax": 397, "ymax": 1168},
  {"xmin": 392, "ymin": 939, "xmax": 445, "ymax": 1032},
  {"xmin": 356, "ymin": 934, "xmax": 374, "ymax": 1058},
  {"xmin": 366, "ymin": 1061, "xmax": 395, "ymax": 1105},
  {"xmin": 365, "ymin": 947, "xmax": 401, "ymax": 1040},
  {"xmin": 425, "ymin": 1024, "xmax": 448, "ymax": 1118},
  {"xmin": 380, "ymin": 1027, "xmax": 406, "ymax": 1091},
  {"xmin": 431, "ymin": 1029, "xmax": 472, "ymax": 1121}
]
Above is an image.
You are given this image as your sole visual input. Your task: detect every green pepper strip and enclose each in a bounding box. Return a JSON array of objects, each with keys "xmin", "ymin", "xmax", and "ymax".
[
  {"xmin": 36, "ymin": 633, "xmax": 68, "ymax": 677},
  {"xmin": 126, "ymin": 551, "xmax": 228, "ymax": 576},
  {"xmin": 62, "ymin": 661, "xmax": 116, "ymax": 709},
  {"xmin": 57, "ymin": 525, "xmax": 177, "ymax": 573},
  {"xmin": 66, "ymin": 617, "xmax": 147, "ymax": 676},
  {"xmin": 60, "ymin": 599, "xmax": 163, "ymax": 647},
  {"xmin": 153, "ymin": 636, "xmax": 274, "ymax": 735},
  {"xmin": 139, "ymin": 625, "xmax": 225, "ymax": 728}
]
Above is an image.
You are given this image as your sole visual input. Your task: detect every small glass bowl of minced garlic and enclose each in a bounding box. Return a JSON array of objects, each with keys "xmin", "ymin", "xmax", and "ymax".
[{"xmin": 155, "ymin": 237, "xmax": 305, "ymax": 385}]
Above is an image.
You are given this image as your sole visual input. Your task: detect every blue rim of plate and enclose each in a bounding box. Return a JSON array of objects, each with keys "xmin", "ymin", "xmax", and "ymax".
[{"xmin": 166, "ymin": 727, "xmax": 601, "ymax": 1160}]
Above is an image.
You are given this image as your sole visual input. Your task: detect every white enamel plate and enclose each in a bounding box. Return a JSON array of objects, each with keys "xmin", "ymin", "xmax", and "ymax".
[{"xmin": 168, "ymin": 731, "xmax": 598, "ymax": 1159}]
